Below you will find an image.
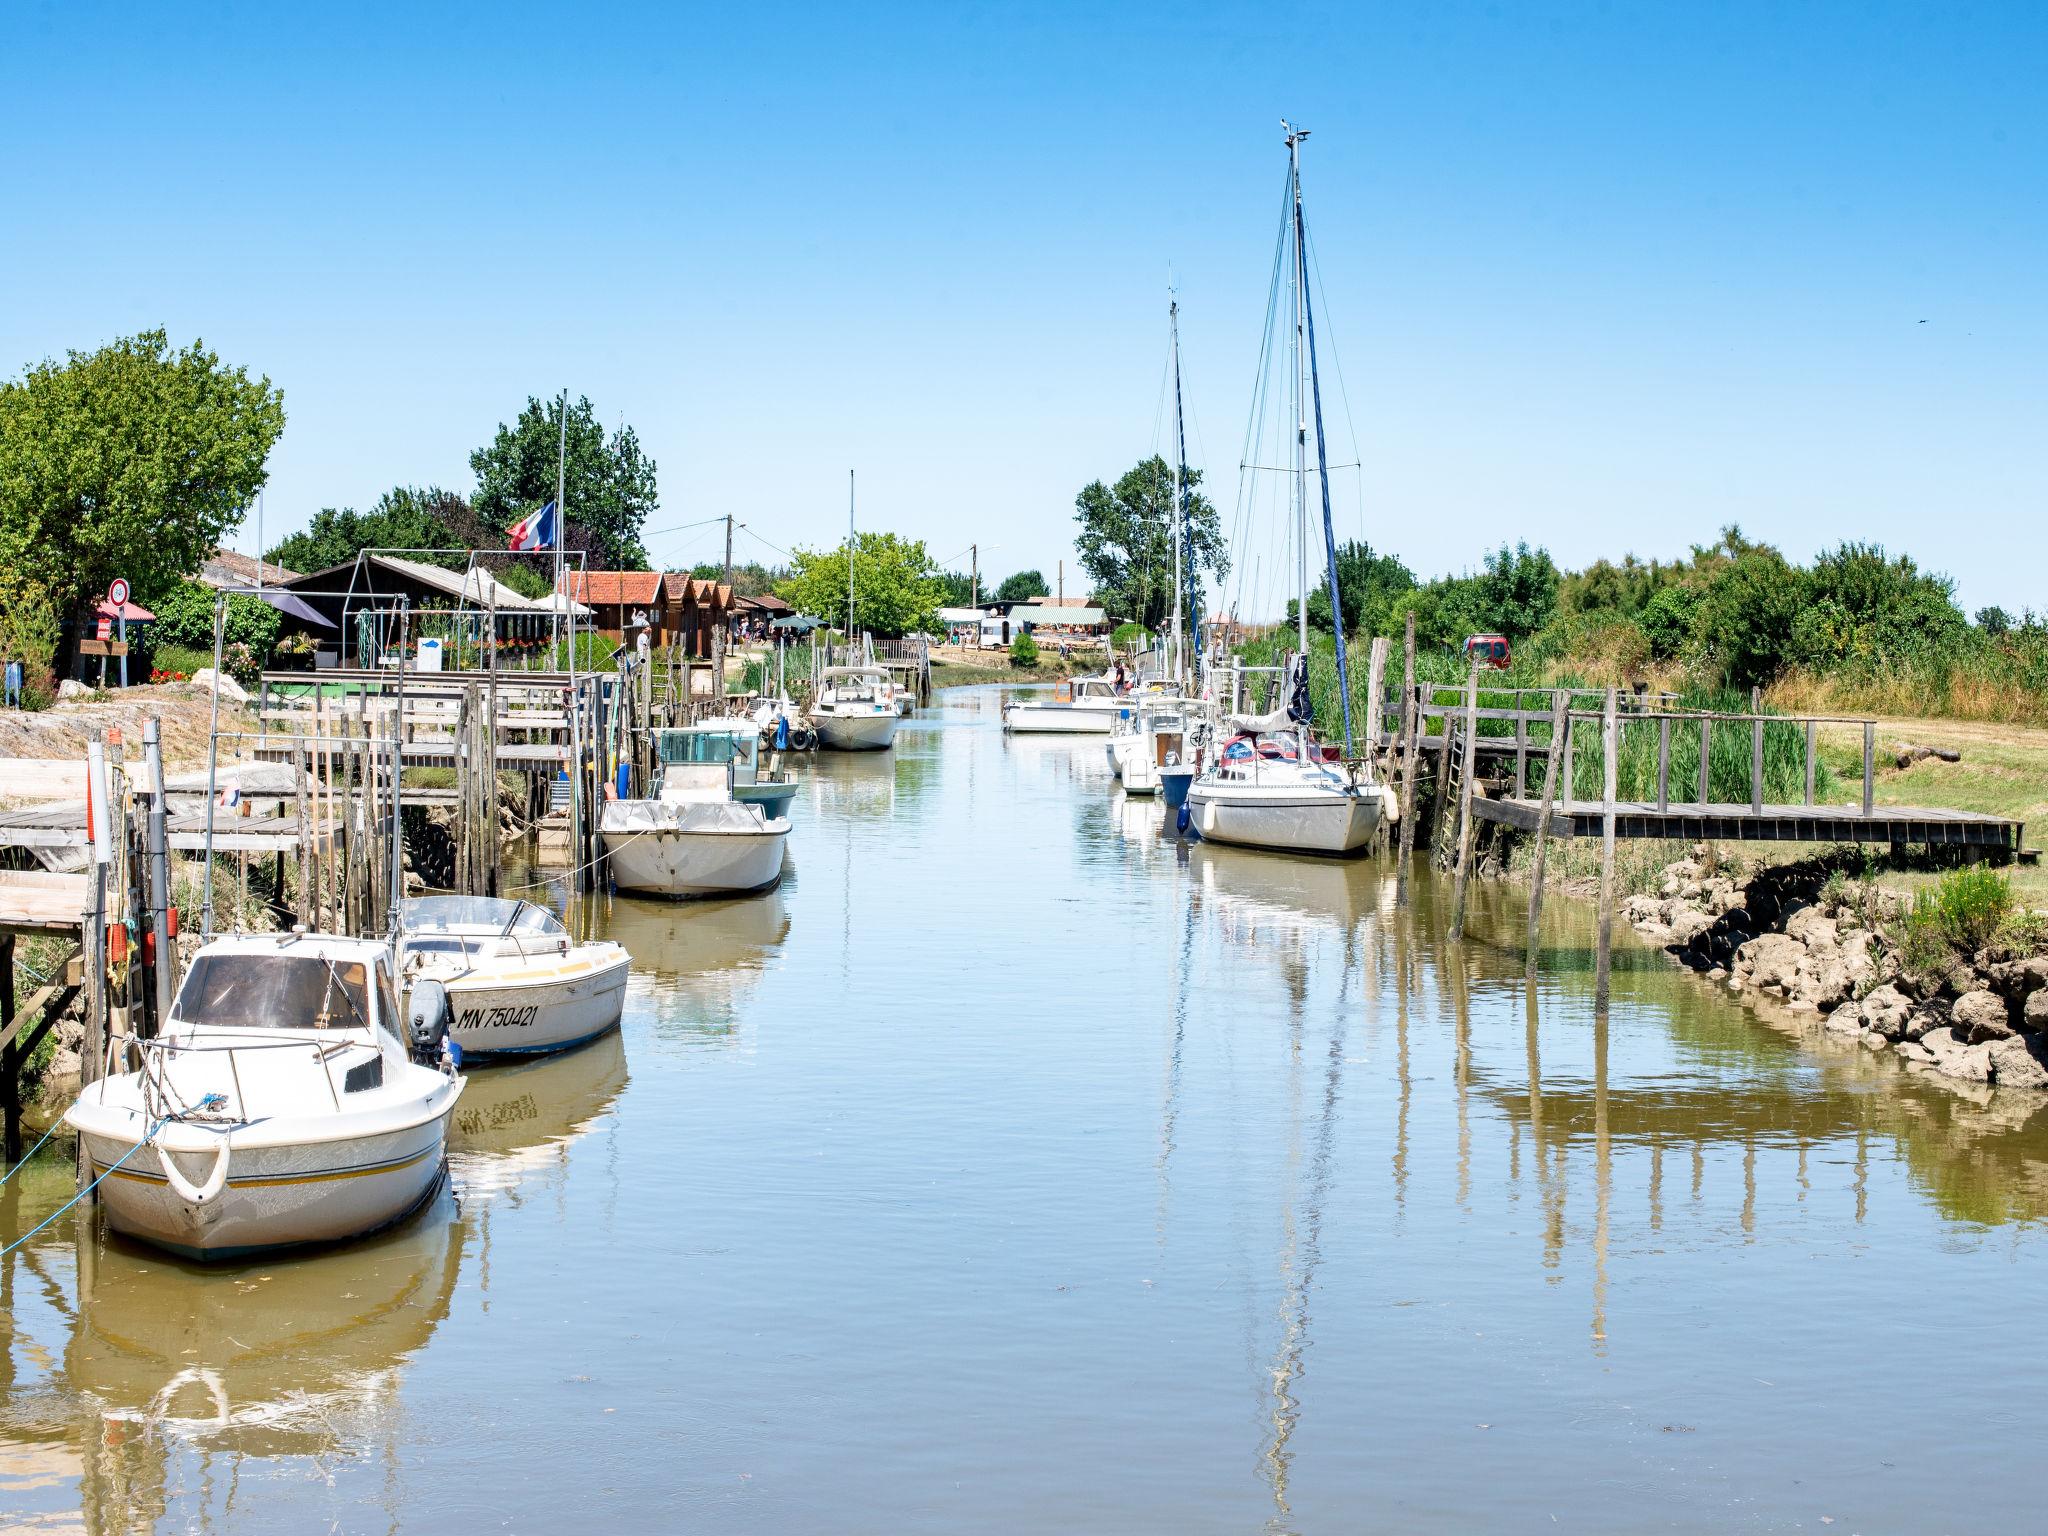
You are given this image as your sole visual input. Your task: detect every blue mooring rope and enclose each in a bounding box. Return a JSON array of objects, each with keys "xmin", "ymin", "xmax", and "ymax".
[
  {"xmin": 1, "ymin": 1119, "xmax": 163, "ymax": 1259},
  {"xmin": 0, "ymin": 1119, "xmax": 66, "ymax": 1187}
]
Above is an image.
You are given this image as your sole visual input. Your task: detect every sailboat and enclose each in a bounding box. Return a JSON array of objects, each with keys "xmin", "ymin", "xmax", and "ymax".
[
  {"xmin": 809, "ymin": 470, "xmax": 901, "ymax": 752},
  {"xmin": 1185, "ymin": 122, "xmax": 1389, "ymax": 857}
]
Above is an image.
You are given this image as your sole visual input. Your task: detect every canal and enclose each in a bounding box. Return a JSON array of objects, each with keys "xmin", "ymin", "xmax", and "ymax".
[{"xmin": 4, "ymin": 685, "xmax": 2045, "ymax": 1531}]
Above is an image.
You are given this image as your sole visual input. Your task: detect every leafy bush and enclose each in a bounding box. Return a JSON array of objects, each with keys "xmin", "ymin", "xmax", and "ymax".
[
  {"xmin": 1702, "ymin": 547, "xmax": 1804, "ymax": 687},
  {"xmin": 1009, "ymin": 632, "xmax": 1039, "ymax": 668},
  {"xmin": 1110, "ymin": 622, "xmax": 1147, "ymax": 650},
  {"xmin": 1638, "ymin": 584, "xmax": 1704, "ymax": 660},
  {"xmin": 1900, "ymin": 866, "xmax": 2014, "ymax": 976},
  {"xmin": 145, "ymin": 580, "xmax": 281, "ymax": 662},
  {"xmin": 149, "ymin": 642, "xmax": 213, "ymax": 679}
]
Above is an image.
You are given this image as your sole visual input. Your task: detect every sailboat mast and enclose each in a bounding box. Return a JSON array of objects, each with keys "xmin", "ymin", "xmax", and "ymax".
[
  {"xmin": 1286, "ymin": 122, "xmax": 1310, "ymax": 661},
  {"xmin": 1168, "ymin": 294, "xmax": 1184, "ymax": 685},
  {"xmin": 848, "ymin": 468, "xmax": 856, "ymax": 649}
]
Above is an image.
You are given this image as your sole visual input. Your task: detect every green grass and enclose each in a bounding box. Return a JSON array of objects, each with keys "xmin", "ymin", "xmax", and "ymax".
[{"xmin": 149, "ymin": 642, "xmax": 214, "ymax": 678}]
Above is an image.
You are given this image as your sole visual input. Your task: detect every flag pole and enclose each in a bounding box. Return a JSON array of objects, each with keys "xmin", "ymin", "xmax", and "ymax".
[{"xmin": 556, "ymin": 390, "xmax": 569, "ymax": 667}]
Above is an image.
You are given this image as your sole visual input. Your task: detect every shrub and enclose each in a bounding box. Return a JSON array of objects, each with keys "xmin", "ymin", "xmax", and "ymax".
[
  {"xmin": 1639, "ymin": 584, "xmax": 1704, "ymax": 660},
  {"xmin": 1110, "ymin": 622, "xmax": 1147, "ymax": 651},
  {"xmin": 1702, "ymin": 548, "xmax": 1804, "ymax": 687},
  {"xmin": 1899, "ymin": 866, "xmax": 2014, "ymax": 976},
  {"xmin": 1009, "ymin": 632, "xmax": 1039, "ymax": 668},
  {"xmin": 146, "ymin": 580, "xmax": 281, "ymax": 663}
]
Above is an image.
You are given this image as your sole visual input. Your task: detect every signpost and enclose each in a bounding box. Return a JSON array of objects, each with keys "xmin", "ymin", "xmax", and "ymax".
[{"xmin": 107, "ymin": 579, "xmax": 131, "ymax": 688}]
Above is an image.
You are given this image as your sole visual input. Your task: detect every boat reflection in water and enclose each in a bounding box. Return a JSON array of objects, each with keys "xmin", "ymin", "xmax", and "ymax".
[
  {"xmin": 447, "ymin": 1027, "xmax": 630, "ymax": 1199},
  {"xmin": 599, "ymin": 889, "xmax": 792, "ymax": 1037}
]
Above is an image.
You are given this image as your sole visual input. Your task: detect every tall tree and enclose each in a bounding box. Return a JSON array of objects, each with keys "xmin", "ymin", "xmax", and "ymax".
[
  {"xmin": 775, "ymin": 532, "xmax": 947, "ymax": 636},
  {"xmin": 470, "ymin": 395, "xmax": 656, "ymax": 569},
  {"xmin": 268, "ymin": 486, "xmax": 468, "ymax": 574},
  {"xmin": 1072, "ymin": 456, "xmax": 1228, "ymax": 630},
  {"xmin": 0, "ymin": 328, "xmax": 284, "ymax": 614},
  {"xmin": 994, "ymin": 569, "xmax": 1047, "ymax": 603},
  {"xmin": 1296, "ymin": 539, "xmax": 1416, "ymax": 636}
]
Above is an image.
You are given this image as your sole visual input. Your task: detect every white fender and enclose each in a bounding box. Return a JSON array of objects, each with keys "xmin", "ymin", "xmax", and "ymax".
[{"xmin": 155, "ymin": 1132, "xmax": 231, "ymax": 1205}]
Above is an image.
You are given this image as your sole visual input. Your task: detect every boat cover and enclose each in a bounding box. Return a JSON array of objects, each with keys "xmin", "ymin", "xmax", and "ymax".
[{"xmin": 601, "ymin": 799, "xmax": 772, "ymax": 834}]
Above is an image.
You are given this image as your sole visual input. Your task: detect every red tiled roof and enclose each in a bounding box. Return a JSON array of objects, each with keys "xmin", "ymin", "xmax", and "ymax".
[{"xmin": 560, "ymin": 571, "xmax": 663, "ymax": 606}]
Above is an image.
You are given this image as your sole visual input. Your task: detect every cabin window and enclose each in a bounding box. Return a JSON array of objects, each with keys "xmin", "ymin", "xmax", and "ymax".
[
  {"xmin": 343, "ymin": 1055, "xmax": 385, "ymax": 1094},
  {"xmin": 375, "ymin": 961, "xmax": 403, "ymax": 1046},
  {"xmin": 171, "ymin": 955, "xmax": 372, "ymax": 1032}
]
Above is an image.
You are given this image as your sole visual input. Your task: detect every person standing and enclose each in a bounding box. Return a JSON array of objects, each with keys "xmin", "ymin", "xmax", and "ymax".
[{"xmin": 4, "ymin": 657, "xmax": 21, "ymax": 708}]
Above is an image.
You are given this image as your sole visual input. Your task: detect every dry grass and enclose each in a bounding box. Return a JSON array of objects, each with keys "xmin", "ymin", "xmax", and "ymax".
[{"xmin": 1769, "ymin": 667, "xmax": 2048, "ymax": 728}]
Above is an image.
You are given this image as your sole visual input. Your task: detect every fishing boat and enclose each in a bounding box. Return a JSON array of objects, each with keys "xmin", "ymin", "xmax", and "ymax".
[
  {"xmin": 656, "ymin": 718, "xmax": 803, "ymax": 820},
  {"xmin": 396, "ymin": 895, "xmax": 630, "ymax": 1060},
  {"xmin": 599, "ymin": 752, "xmax": 790, "ymax": 898},
  {"xmin": 1001, "ymin": 673, "xmax": 1128, "ymax": 734},
  {"xmin": 808, "ymin": 664, "xmax": 900, "ymax": 751},
  {"xmin": 1106, "ymin": 698, "xmax": 1194, "ymax": 794},
  {"xmin": 1184, "ymin": 122, "xmax": 1389, "ymax": 857},
  {"xmin": 64, "ymin": 934, "xmax": 463, "ymax": 1261}
]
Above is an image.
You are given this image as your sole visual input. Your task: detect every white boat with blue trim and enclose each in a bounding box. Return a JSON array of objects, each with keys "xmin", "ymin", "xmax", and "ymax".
[{"xmin": 64, "ymin": 934, "xmax": 463, "ymax": 1261}]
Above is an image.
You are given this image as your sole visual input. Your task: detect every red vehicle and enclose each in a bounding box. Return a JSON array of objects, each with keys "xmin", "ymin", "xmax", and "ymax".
[{"xmin": 1464, "ymin": 634, "xmax": 1511, "ymax": 669}]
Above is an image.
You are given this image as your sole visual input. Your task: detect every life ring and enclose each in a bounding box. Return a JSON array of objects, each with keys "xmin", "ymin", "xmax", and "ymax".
[{"xmin": 155, "ymin": 1132, "xmax": 231, "ymax": 1205}]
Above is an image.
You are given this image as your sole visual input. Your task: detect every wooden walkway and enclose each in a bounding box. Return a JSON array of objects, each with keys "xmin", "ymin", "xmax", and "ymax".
[{"xmin": 1473, "ymin": 796, "xmax": 2022, "ymax": 852}]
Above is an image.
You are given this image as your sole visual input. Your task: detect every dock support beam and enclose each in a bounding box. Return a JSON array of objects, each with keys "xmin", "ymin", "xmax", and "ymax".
[
  {"xmin": 1525, "ymin": 693, "xmax": 1566, "ymax": 972},
  {"xmin": 1448, "ymin": 663, "xmax": 1480, "ymax": 941},
  {"xmin": 1395, "ymin": 614, "xmax": 1419, "ymax": 903},
  {"xmin": 1595, "ymin": 687, "xmax": 1619, "ymax": 1012}
]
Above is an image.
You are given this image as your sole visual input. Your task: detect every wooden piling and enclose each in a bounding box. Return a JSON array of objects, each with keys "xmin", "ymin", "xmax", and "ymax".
[
  {"xmin": 1395, "ymin": 614, "xmax": 1419, "ymax": 899},
  {"xmin": 1656, "ymin": 716, "xmax": 1671, "ymax": 811},
  {"xmin": 1862, "ymin": 722, "xmax": 1875, "ymax": 816},
  {"xmin": 1697, "ymin": 717, "xmax": 1711, "ymax": 808},
  {"xmin": 1595, "ymin": 686, "xmax": 1619, "ymax": 1012},
  {"xmin": 1750, "ymin": 712, "xmax": 1765, "ymax": 816},
  {"xmin": 1448, "ymin": 663, "xmax": 1481, "ymax": 940},
  {"xmin": 1803, "ymin": 720, "xmax": 1816, "ymax": 806},
  {"xmin": 1524, "ymin": 692, "xmax": 1566, "ymax": 967}
]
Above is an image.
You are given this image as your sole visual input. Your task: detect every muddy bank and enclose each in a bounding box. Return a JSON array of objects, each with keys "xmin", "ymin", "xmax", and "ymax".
[{"xmin": 1619, "ymin": 852, "xmax": 2048, "ymax": 1091}]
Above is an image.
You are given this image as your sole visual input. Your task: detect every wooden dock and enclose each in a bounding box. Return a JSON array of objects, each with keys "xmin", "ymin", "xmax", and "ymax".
[{"xmin": 1472, "ymin": 796, "xmax": 2022, "ymax": 853}]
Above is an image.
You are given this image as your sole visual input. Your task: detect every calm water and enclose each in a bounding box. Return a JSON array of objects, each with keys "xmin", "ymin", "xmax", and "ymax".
[{"xmin": 5, "ymin": 685, "xmax": 2047, "ymax": 1532}]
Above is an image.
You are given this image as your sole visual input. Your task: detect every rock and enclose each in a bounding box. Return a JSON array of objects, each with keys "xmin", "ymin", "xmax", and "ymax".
[
  {"xmin": 1795, "ymin": 950, "xmax": 1856, "ymax": 1010},
  {"xmin": 1920, "ymin": 1026, "xmax": 1995, "ymax": 1083},
  {"xmin": 1668, "ymin": 908, "xmax": 1715, "ymax": 946},
  {"xmin": 1895, "ymin": 1040, "xmax": 1935, "ymax": 1065},
  {"xmin": 1704, "ymin": 965, "xmax": 1729, "ymax": 982},
  {"xmin": 1636, "ymin": 922, "xmax": 1675, "ymax": 948},
  {"xmin": 1901, "ymin": 1006, "xmax": 1948, "ymax": 1043},
  {"xmin": 1859, "ymin": 984, "xmax": 1915, "ymax": 1041},
  {"xmin": 1737, "ymin": 933, "xmax": 1806, "ymax": 994},
  {"xmin": 56, "ymin": 679, "xmax": 91, "ymax": 700},
  {"xmin": 2026, "ymin": 991, "xmax": 2048, "ymax": 1034},
  {"xmin": 1784, "ymin": 907, "xmax": 1839, "ymax": 950},
  {"xmin": 1990, "ymin": 956, "xmax": 2048, "ymax": 1001},
  {"xmin": 1953, "ymin": 989, "xmax": 2017, "ymax": 1043},
  {"xmin": 191, "ymin": 668, "xmax": 250, "ymax": 704},
  {"xmin": 1990, "ymin": 1035, "xmax": 2048, "ymax": 1091},
  {"xmin": 1824, "ymin": 1004, "xmax": 1865, "ymax": 1035}
]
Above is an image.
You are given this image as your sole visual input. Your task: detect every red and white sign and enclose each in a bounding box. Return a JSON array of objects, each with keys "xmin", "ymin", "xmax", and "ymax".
[
  {"xmin": 96, "ymin": 616, "xmax": 113, "ymax": 641},
  {"xmin": 107, "ymin": 577, "xmax": 130, "ymax": 608}
]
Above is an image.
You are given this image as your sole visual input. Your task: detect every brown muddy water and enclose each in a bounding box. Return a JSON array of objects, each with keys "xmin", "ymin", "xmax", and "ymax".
[{"xmin": 4, "ymin": 685, "xmax": 2046, "ymax": 1532}]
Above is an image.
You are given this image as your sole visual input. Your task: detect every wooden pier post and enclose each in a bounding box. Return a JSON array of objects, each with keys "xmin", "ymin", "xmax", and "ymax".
[
  {"xmin": 1698, "ymin": 717, "xmax": 1711, "ymax": 808},
  {"xmin": 1525, "ymin": 692, "xmax": 1566, "ymax": 967},
  {"xmin": 1750, "ymin": 711, "xmax": 1765, "ymax": 816},
  {"xmin": 1448, "ymin": 663, "xmax": 1480, "ymax": 940},
  {"xmin": 1561, "ymin": 692, "xmax": 1577, "ymax": 811},
  {"xmin": 1395, "ymin": 614, "xmax": 1419, "ymax": 899},
  {"xmin": 1862, "ymin": 722, "xmax": 1875, "ymax": 816},
  {"xmin": 1803, "ymin": 720, "xmax": 1816, "ymax": 806},
  {"xmin": 143, "ymin": 718, "xmax": 173, "ymax": 1027},
  {"xmin": 1656, "ymin": 716, "xmax": 1671, "ymax": 812},
  {"xmin": 2, "ymin": 933, "xmax": 16, "ymax": 1161},
  {"xmin": 1595, "ymin": 687, "xmax": 1619, "ymax": 1011}
]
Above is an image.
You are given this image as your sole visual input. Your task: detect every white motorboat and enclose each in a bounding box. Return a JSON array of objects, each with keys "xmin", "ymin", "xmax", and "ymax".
[
  {"xmin": 600, "ymin": 759, "xmax": 789, "ymax": 898},
  {"xmin": 809, "ymin": 665, "xmax": 900, "ymax": 751},
  {"xmin": 64, "ymin": 934, "xmax": 463, "ymax": 1261},
  {"xmin": 397, "ymin": 895, "xmax": 630, "ymax": 1061},
  {"xmin": 1184, "ymin": 716, "xmax": 1387, "ymax": 856},
  {"xmin": 655, "ymin": 720, "xmax": 802, "ymax": 821},
  {"xmin": 1002, "ymin": 674, "xmax": 1130, "ymax": 734},
  {"xmin": 1106, "ymin": 699, "xmax": 1194, "ymax": 794}
]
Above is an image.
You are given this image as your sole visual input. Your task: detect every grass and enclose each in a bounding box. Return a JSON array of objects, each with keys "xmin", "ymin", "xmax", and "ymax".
[{"xmin": 149, "ymin": 642, "xmax": 214, "ymax": 677}]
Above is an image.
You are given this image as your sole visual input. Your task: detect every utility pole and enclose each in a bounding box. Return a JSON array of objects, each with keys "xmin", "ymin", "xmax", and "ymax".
[
  {"xmin": 712, "ymin": 510, "xmax": 735, "ymax": 700},
  {"xmin": 1058, "ymin": 559, "xmax": 1064, "ymax": 605},
  {"xmin": 970, "ymin": 544, "xmax": 978, "ymax": 608}
]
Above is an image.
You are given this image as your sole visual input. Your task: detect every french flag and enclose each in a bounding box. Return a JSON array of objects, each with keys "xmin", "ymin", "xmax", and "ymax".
[{"xmin": 507, "ymin": 499, "xmax": 558, "ymax": 552}]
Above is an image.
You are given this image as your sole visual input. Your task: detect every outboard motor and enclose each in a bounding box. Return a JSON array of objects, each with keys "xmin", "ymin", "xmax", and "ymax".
[{"xmin": 407, "ymin": 978, "xmax": 452, "ymax": 1065}]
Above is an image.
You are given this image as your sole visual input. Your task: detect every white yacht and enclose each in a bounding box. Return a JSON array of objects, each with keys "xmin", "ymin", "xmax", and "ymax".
[
  {"xmin": 1001, "ymin": 674, "xmax": 1129, "ymax": 734},
  {"xmin": 600, "ymin": 753, "xmax": 790, "ymax": 898},
  {"xmin": 65, "ymin": 933, "xmax": 463, "ymax": 1261},
  {"xmin": 809, "ymin": 665, "xmax": 900, "ymax": 751},
  {"xmin": 396, "ymin": 895, "xmax": 630, "ymax": 1061}
]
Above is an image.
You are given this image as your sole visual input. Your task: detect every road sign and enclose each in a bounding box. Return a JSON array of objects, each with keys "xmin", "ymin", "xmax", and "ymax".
[
  {"xmin": 107, "ymin": 577, "xmax": 130, "ymax": 607},
  {"xmin": 96, "ymin": 616, "xmax": 113, "ymax": 641}
]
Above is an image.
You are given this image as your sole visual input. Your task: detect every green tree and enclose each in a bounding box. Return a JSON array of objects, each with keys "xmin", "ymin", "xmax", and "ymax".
[
  {"xmin": 1469, "ymin": 542, "xmax": 1560, "ymax": 639},
  {"xmin": 470, "ymin": 395, "xmax": 656, "ymax": 570},
  {"xmin": 147, "ymin": 581, "xmax": 282, "ymax": 660},
  {"xmin": 994, "ymin": 569, "xmax": 1047, "ymax": 603},
  {"xmin": 1978, "ymin": 606, "xmax": 2013, "ymax": 637},
  {"xmin": 1702, "ymin": 545, "xmax": 1805, "ymax": 687},
  {"xmin": 1009, "ymin": 631, "xmax": 1039, "ymax": 668},
  {"xmin": 690, "ymin": 560, "xmax": 785, "ymax": 598},
  {"xmin": 775, "ymin": 531, "xmax": 947, "ymax": 636},
  {"xmin": 1296, "ymin": 539, "xmax": 1416, "ymax": 636},
  {"xmin": 269, "ymin": 486, "xmax": 467, "ymax": 574},
  {"xmin": 933, "ymin": 569, "xmax": 977, "ymax": 607},
  {"xmin": 0, "ymin": 328, "xmax": 284, "ymax": 619},
  {"xmin": 1638, "ymin": 583, "xmax": 1704, "ymax": 660},
  {"xmin": 1073, "ymin": 456, "xmax": 1228, "ymax": 630},
  {"xmin": 1790, "ymin": 541, "xmax": 1967, "ymax": 670}
]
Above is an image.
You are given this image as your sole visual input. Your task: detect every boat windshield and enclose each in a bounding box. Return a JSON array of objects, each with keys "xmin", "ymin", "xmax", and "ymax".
[
  {"xmin": 654, "ymin": 730, "xmax": 757, "ymax": 769},
  {"xmin": 171, "ymin": 953, "xmax": 375, "ymax": 1032},
  {"xmin": 401, "ymin": 895, "xmax": 565, "ymax": 937}
]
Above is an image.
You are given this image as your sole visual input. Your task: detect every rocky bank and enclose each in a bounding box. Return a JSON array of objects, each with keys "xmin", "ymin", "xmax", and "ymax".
[{"xmin": 1621, "ymin": 854, "xmax": 2048, "ymax": 1092}]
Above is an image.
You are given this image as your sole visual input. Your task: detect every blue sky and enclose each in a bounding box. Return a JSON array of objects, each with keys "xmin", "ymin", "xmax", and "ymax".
[{"xmin": 3, "ymin": 1, "xmax": 2041, "ymax": 615}]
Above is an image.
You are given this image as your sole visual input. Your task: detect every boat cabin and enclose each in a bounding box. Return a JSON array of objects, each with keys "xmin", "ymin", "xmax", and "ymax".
[{"xmin": 399, "ymin": 896, "xmax": 572, "ymax": 965}]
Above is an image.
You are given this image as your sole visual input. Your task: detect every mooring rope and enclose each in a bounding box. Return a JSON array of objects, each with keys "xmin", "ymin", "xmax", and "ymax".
[
  {"xmin": 1, "ymin": 1119, "xmax": 164, "ymax": 1259},
  {"xmin": 0, "ymin": 1119, "xmax": 66, "ymax": 1186}
]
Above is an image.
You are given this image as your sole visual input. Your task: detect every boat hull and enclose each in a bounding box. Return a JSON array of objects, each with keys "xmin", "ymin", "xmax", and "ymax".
[
  {"xmin": 734, "ymin": 781, "xmax": 800, "ymax": 820},
  {"xmin": 813, "ymin": 711, "xmax": 898, "ymax": 751},
  {"xmin": 1184, "ymin": 782, "xmax": 1385, "ymax": 856},
  {"xmin": 445, "ymin": 953, "xmax": 630, "ymax": 1060},
  {"xmin": 1160, "ymin": 767, "xmax": 1196, "ymax": 810},
  {"xmin": 1003, "ymin": 702, "xmax": 1123, "ymax": 735},
  {"xmin": 75, "ymin": 1110, "xmax": 457, "ymax": 1262},
  {"xmin": 605, "ymin": 824, "xmax": 789, "ymax": 898}
]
